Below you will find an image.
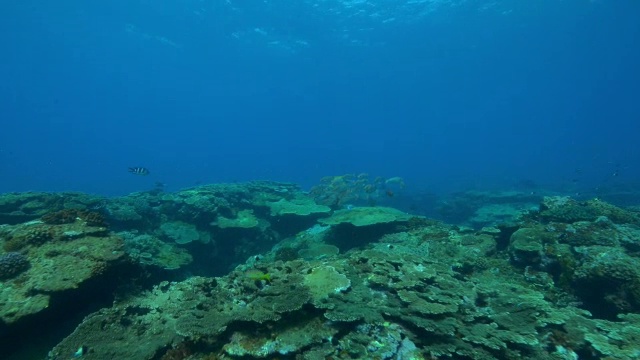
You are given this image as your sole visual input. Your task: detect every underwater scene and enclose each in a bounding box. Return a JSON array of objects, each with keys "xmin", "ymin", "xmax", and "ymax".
[{"xmin": 2, "ymin": 1, "xmax": 640, "ymax": 360}]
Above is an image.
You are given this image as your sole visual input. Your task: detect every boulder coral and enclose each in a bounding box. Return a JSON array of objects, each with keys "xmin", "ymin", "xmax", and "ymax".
[{"xmin": 0, "ymin": 252, "xmax": 29, "ymax": 280}]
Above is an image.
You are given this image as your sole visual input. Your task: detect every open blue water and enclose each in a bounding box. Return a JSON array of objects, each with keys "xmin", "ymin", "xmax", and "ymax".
[{"xmin": 1, "ymin": 0, "xmax": 639, "ymax": 197}]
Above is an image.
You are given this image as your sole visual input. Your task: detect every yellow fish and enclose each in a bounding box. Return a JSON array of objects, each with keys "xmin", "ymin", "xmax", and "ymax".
[{"xmin": 245, "ymin": 269, "xmax": 271, "ymax": 283}]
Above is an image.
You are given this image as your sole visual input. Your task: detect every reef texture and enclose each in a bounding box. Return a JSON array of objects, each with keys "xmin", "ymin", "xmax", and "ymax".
[
  {"xmin": 45, "ymin": 193, "xmax": 640, "ymax": 360},
  {"xmin": 1, "ymin": 182, "xmax": 640, "ymax": 360},
  {"xmin": 0, "ymin": 214, "xmax": 128, "ymax": 329}
]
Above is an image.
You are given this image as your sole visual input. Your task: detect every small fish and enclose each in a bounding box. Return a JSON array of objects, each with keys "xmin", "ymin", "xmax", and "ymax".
[
  {"xmin": 245, "ymin": 269, "xmax": 271, "ymax": 283},
  {"xmin": 128, "ymin": 167, "xmax": 150, "ymax": 176}
]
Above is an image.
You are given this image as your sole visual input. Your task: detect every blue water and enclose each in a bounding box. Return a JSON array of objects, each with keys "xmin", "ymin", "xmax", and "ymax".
[{"xmin": 1, "ymin": 0, "xmax": 639, "ymax": 197}]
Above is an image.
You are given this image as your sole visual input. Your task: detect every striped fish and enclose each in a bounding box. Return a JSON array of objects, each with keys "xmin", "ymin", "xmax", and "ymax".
[{"xmin": 128, "ymin": 167, "xmax": 150, "ymax": 176}]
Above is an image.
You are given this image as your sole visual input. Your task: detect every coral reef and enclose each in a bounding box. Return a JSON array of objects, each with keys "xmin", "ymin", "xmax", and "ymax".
[
  {"xmin": 319, "ymin": 206, "xmax": 413, "ymax": 227},
  {"xmin": 213, "ymin": 209, "xmax": 260, "ymax": 229},
  {"xmin": 1, "ymin": 183, "xmax": 640, "ymax": 360},
  {"xmin": 0, "ymin": 216, "xmax": 129, "ymax": 334},
  {"xmin": 41, "ymin": 232, "xmax": 584, "ymax": 360},
  {"xmin": 297, "ymin": 243, "xmax": 339, "ymax": 260},
  {"xmin": 318, "ymin": 207, "xmax": 416, "ymax": 250},
  {"xmin": 42, "ymin": 208, "xmax": 107, "ymax": 227},
  {"xmin": 2, "ymin": 223, "xmax": 54, "ymax": 251},
  {"xmin": 266, "ymin": 196, "xmax": 331, "ymax": 217},
  {"xmin": 40, "ymin": 193, "xmax": 640, "ymax": 360},
  {"xmin": 437, "ymin": 190, "xmax": 541, "ymax": 226},
  {"xmin": 121, "ymin": 232, "xmax": 193, "ymax": 270},
  {"xmin": 309, "ymin": 173, "xmax": 404, "ymax": 208},
  {"xmin": 0, "ymin": 192, "xmax": 105, "ymax": 225},
  {"xmin": 160, "ymin": 221, "xmax": 211, "ymax": 245},
  {"xmin": 0, "ymin": 252, "xmax": 29, "ymax": 280},
  {"xmin": 539, "ymin": 196, "xmax": 640, "ymax": 225}
]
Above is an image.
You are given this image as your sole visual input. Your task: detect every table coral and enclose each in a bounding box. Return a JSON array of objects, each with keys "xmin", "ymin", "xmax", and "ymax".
[
  {"xmin": 298, "ymin": 243, "xmax": 339, "ymax": 260},
  {"xmin": 303, "ymin": 265, "xmax": 351, "ymax": 304},
  {"xmin": 320, "ymin": 206, "xmax": 413, "ymax": 227},
  {"xmin": 267, "ymin": 196, "xmax": 331, "ymax": 217},
  {"xmin": 160, "ymin": 221, "xmax": 209, "ymax": 245},
  {"xmin": 214, "ymin": 210, "xmax": 260, "ymax": 229}
]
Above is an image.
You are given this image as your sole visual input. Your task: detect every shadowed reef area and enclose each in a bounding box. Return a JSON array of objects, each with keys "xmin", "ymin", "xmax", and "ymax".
[{"xmin": 1, "ymin": 179, "xmax": 640, "ymax": 360}]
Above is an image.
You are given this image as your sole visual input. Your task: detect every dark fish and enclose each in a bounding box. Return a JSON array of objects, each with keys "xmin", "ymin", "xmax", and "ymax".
[{"xmin": 129, "ymin": 167, "xmax": 150, "ymax": 176}]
